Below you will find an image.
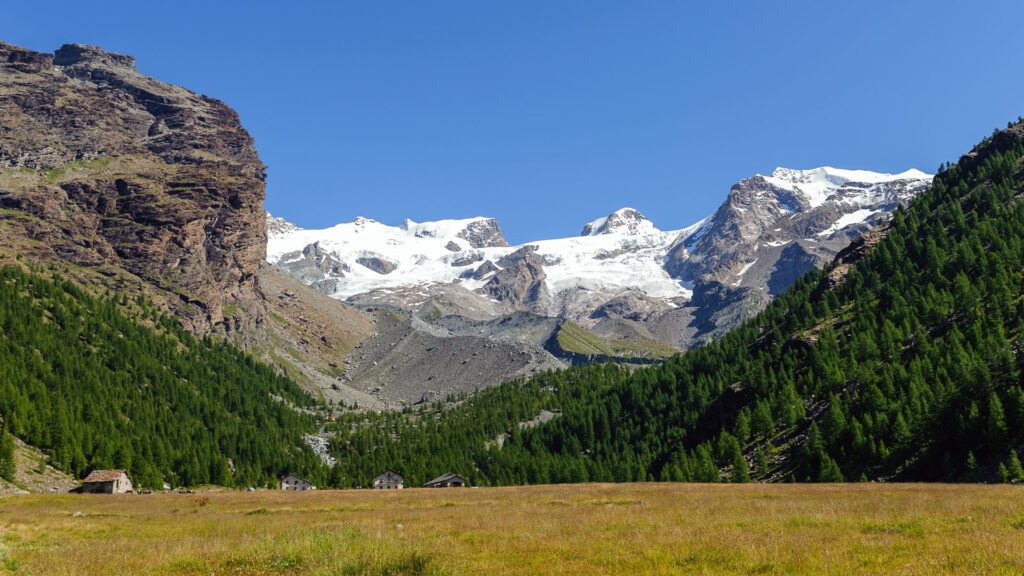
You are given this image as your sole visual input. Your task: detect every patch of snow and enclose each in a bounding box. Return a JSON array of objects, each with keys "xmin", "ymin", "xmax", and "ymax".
[
  {"xmin": 581, "ymin": 215, "xmax": 608, "ymax": 236},
  {"xmin": 816, "ymin": 209, "xmax": 877, "ymax": 237},
  {"xmin": 737, "ymin": 259, "xmax": 758, "ymax": 277}
]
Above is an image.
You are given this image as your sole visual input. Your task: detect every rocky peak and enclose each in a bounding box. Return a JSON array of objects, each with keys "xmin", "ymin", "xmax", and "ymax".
[
  {"xmin": 581, "ymin": 208, "xmax": 654, "ymax": 236},
  {"xmin": 398, "ymin": 216, "xmax": 507, "ymax": 247},
  {"xmin": 53, "ymin": 44, "xmax": 138, "ymax": 84},
  {"xmin": 456, "ymin": 218, "xmax": 509, "ymax": 248},
  {"xmin": 266, "ymin": 212, "xmax": 300, "ymax": 237},
  {"xmin": 666, "ymin": 167, "xmax": 932, "ymax": 281}
]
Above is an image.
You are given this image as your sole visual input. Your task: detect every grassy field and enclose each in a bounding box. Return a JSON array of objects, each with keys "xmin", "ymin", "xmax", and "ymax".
[
  {"xmin": 1, "ymin": 483, "xmax": 1022, "ymax": 575},
  {"xmin": 556, "ymin": 321, "xmax": 680, "ymax": 359}
]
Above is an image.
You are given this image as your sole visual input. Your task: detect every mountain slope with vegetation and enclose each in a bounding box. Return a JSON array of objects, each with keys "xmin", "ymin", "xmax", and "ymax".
[
  {"xmin": 0, "ymin": 40, "xmax": 386, "ymax": 418},
  {"xmin": 323, "ymin": 120, "xmax": 1024, "ymax": 488},
  {"xmin": 0, "ymin": 261, "xmax": 324, "ymax": 489}
]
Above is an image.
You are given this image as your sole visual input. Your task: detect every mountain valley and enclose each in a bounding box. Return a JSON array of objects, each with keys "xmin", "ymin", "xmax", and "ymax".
[
  {"xmin": 2, "ymin": 38, "xmax": 1023, "ymax": 494},
  {"xmin": 267, "ymin": 167, "xmax": 931, "ymax": 404}
]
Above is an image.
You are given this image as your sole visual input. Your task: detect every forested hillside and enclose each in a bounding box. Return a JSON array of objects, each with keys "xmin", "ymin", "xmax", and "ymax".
[
  {"xmin": 325, "ymin": 121, "xmax": 1024, "ymax": 488},
  {"xmin": 0, "ymin": 262, "xmax": 324, "ymax": 489}
]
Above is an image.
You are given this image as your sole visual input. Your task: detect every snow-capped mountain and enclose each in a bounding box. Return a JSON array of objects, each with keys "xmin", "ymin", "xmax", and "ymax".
[
  {"xmin": 267, "ymin": 209, "xmax": 700, "ymax": 313},
  {"xmin": 267, "ymin": 166, "xmax": 932, "ymax": 348},
  {"xmin": 666, "ymin": 166, "xmax": 930, "ymax": 289}
]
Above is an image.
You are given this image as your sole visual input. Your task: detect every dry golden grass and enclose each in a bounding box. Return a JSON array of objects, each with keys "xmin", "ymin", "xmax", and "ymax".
[{"xmin": 1, "ymin": 483, "xmax": 1022, "ymax": 575}]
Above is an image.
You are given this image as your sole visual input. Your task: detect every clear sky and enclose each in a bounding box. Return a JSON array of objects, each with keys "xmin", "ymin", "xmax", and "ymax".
[{"xmin": 4, "ymin": 2, "xmax": 1024, "ymax": 244}]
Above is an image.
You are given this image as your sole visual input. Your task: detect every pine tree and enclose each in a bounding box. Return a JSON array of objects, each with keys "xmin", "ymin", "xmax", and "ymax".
[
  {"xmin": 0, "ymin": 426, "xmax": 15, "ymax": 482},
  {"xmin": 965, "ymin": 451, "xmax": 978, "ymax": 481},
  {"xmin": 754, "ymin": 447, "xmax": 769, "ymax": 476},
  {"xmin": 818, "ymin": 455, "xmax": 843, "ymax": 483},
  {"xmin": 1006, "ymin": 451, "xmax": 1024, "ymax": 483},
  {"xmin": 998, "ymin": 462, "xmax": 1010, "ymax": 483},
  {"xmin": 731, "ymin": 450, "xmax": 750, "ymax": 483},
  {"xmin": 987, "ymin": 393, "xmax": 1008, "ymax": 448}
]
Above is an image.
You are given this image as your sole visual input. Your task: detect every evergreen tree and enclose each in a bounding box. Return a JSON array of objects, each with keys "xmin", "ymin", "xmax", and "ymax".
[
  {"xmin": 0, "ymin": 426, "xmax": 15, "ymax": 482},
  {"xmin": 1006, "ymin": 451, "xmax": 1024, "ymax": 483}
]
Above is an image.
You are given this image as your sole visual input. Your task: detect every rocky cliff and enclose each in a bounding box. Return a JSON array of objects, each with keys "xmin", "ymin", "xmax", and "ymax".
[{"xmin": 0, "ymin": 41, "xmax": 267, "ymax": 333}]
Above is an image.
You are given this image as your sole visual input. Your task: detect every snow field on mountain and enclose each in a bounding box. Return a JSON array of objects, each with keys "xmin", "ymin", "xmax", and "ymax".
[
  {"xmin": 268, "ymin": 167, "xmax": 933, "ymax": 303},
  {"xmin": 268, "ymin": 211, "xmax": 701, "ymax": 300}
]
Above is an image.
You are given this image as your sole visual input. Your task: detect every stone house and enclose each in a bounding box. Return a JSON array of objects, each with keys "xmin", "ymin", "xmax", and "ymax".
[
  {"xmin": 280, "ymin": 474, "xmax": 315, "ymax": 491},
  {"xmin": 80, "ymin": 469, "xmax": 133, "ymax": 494},
  {"xmin": 424, "ymin": 472, "xmax": 467, "ymax": 488},
  {"xmin": 371, "ymin": 470, "xmax": 404, "ymax": 489}
]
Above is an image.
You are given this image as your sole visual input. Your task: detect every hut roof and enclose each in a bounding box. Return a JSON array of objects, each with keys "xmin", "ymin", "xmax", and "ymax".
[
  {"xmin": 425, "ymin": 472, "xmax": 465, "ymax": 485},
  {"xmin": 82, "ymin": 470, "xmax": 128, "ymax": 483}
]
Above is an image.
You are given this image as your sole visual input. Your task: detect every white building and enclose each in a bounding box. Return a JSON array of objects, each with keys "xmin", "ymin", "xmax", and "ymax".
[
  {"xmin": 371, "ymin": 470, "xmax": 404, "ymax": 489},
  {"xmin": 280, "ymin": 474, "xmax": 315, "ymax": 491}
]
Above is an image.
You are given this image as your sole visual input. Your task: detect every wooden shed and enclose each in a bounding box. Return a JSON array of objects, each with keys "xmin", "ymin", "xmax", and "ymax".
[
  {"xmin": 424, "ymin": 472, "xmax": 467, "ymax": 488},
  {"xmin": 80, "ymin": 469, "xmax": 133, "ymax": 494}
]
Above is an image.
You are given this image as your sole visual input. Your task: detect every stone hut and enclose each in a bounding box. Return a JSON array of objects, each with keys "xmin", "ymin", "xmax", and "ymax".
[
  {"xmin": 80, "ymin": 470, "xmax": 133, "ymax": 494},
  {"xmin": 371, "ymin": 470, "xmax": 404, "ymax": 489},
  {"xmin": 423, "ymin": 472, "xmax": 467, "ymax": 488},
  {"xmin": 280, "ymin": 474, "xmax": 315, "ymax": 491}
]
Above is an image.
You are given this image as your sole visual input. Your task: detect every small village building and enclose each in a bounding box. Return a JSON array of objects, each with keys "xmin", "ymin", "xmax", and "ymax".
[
  {"xmin": 280, "ymin": 474, "xmax": 315, "ymax": 491},
  {"xmin": 371, "ymin": 470, "xmax": 404, "ymax": 489},
  {"xmin": 424, "ymin": 472, "xmax": 467, "ymax": 488},
  {"xmin": 80, "ymin": 470, "xmax": 133, "ymax": 494}
]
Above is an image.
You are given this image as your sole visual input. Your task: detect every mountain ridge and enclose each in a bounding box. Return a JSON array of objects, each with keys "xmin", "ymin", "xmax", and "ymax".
[{"xmin": 268, "ymin": 166, "xmax": 932, "ymax": 354}]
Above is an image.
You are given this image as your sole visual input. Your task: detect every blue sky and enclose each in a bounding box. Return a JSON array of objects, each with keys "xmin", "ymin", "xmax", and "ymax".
[{"xmin": 5, "ymin": 2, "xmax": 1024, "ymax": 244}]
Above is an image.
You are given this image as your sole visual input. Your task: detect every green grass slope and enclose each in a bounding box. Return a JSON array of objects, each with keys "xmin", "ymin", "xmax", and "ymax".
[{"xmin": 555, "ymin": 320, "xmax": 679, "ymax": 360}]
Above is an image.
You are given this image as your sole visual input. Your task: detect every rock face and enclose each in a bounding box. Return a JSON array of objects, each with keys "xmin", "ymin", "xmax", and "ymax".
[
  {"xmin": 0, "ymin": 41, "xmax": 267, "ymax": 333},
  {"xmin": 456, "ymin": 218, "xmax": 509, "ymax": 248},
  {"xmin": 483, "ymin": 246, "xmax": 549, "ymax": 309},
  {"xmin": 652, "ymin": 167, "xmax": 930, "ymax": 346},
  {"xmin": 275, "ymin": 241, "xmax": 346, "ymax": 286},
  {"xmin": 665, "ymin": 167, "xmax": 929, "ymax": 292}
]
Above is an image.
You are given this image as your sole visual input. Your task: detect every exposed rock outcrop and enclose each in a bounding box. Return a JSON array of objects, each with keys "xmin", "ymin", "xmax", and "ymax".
[
  {"xmin": 467, "ymin": 260, "xmax": 499, "ymax": 280},
  {"xmin": 0, "ymin": 41, "xmax": 267, "ymax": 334},
  {"xmin": 457, "ymin": 218, "xmax": 509, "ymax": 247},
  {"xmin": 451, "ymin": 253, "xmax": 483, "ymax": 267},
  {"xmin": 274, "ymin": 241, "xmax": 346, "ymax": 285},
  {"xmin": 357, "ymin": 256, "xmax": 397, "ymax": 275},
  {"xmin": 484, "ymin": 246, "xmax": 549, "ymax": 309}
]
